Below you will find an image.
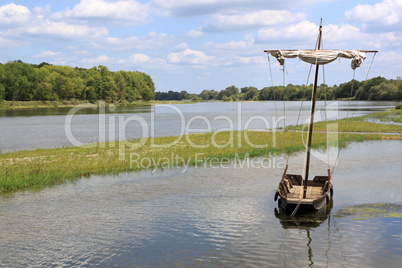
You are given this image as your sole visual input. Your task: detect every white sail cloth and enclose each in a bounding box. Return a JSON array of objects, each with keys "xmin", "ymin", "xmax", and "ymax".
[{"xmin": 268, "ymin": 50, "xmax": 366, "ymax": 70}]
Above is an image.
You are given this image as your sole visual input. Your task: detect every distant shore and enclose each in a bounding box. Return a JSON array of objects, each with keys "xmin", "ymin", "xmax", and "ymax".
[
  {"xmin": 0, "ymin": 100, "xmax": 196, "ymax": 110},
  {"xmin": 1, "ymin": 99, "xmax": 401, "ymax": 111}
]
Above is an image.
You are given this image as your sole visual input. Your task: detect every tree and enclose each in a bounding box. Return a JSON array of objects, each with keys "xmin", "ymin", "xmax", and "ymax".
[
  {"xmin": 241, "ymin": 86, "xmax": 258, "ymax": 100},
  {"xmin": 333, "ymin": 80, "xmax": 361, "ymax": 99},
  {"xmin": 369, "ymin": 83, "xmax": 398, "ymax": 100}
]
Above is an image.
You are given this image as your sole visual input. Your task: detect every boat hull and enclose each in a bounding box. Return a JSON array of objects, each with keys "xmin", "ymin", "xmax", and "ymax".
[{"xmin": 276, "ymin": 174, "xmax": 332, "ymax": 213}]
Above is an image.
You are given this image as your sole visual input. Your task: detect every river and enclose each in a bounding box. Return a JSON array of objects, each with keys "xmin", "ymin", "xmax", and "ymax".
[
  {"xmin": 0, "ymin": 100, "xmax": 398, "ymax": 152},
  {"xmin": 0, "ymin": 101, "xmax": 401, "ymax": 267}
]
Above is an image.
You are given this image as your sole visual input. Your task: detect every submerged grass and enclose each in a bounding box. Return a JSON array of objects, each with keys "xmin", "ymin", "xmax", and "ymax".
[
  {"xmin": 1, "ymin": 110, "xmax": 401, "ymax": 193},
  {"xmin": 334, "ymin": 203, "xmax": 402, "ymax": 220},
  {"xmin": 286, "ymin": 110, "xmax": 402, "ymax": 133}
]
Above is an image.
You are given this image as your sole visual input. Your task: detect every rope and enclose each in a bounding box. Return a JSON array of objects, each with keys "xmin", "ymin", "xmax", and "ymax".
[
  {"xmin": 322, "ymin": 65, "xmax": 330, "ymax": 171},
  {"xmin": 332, "ymin": 70, "xmax": 356, "ymax": 175},
  {"xmin": 282, "ymin": 63, "xmax": 286, "ymax": 151},
  {"xmin": 332, "ymin": 52, "xmax": 376, "ymax": 175},
  {"xmin": 366, "ymin": 52, "xmax": 377, "ymax": 80},
  {"xmin": 267, "ymin": 54, "xmax": 279, "ymax": 148}
]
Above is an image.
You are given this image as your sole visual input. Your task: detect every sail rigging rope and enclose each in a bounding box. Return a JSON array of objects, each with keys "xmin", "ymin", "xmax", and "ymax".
[
  {"xmin": 331, "ymin": 70, "xmax": 356, "ymax": 175},
  {"xmin": 331, "ymin": 52, "xmax": 376, "ymax": 175},
  {"xmin": 267, "ymin": 54, "xmax": 279, "ymax": 148}
]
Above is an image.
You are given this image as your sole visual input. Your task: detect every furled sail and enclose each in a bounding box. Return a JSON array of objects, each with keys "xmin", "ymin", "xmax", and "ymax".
[{"xmin": 267, "ymin": 49, "xmax": 367, "ymax": 70}]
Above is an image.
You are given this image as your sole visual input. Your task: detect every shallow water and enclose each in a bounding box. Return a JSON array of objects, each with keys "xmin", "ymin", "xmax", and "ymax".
[
  {"xmin": 0, "ymin": 140, "xmax": 401, "ymax": 267},
  {"xmin": 0, "ymin": 101, "xmax": 398, "ymax": 152}
]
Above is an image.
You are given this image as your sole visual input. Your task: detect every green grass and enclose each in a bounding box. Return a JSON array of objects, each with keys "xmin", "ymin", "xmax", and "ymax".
[
  {"xmin": 1, "ymin": 110, "xmax": 401, "ymax": 193},
  {"xmin": 1, "ymin": 130, "xmax": 400, "ymax": 193},
  {"xmin": 286, "ymin": 110, "xmax": 402, "ymax": 133},
  {"xmin": 334, "ymin": 203, "xmax": 402, "ymax": 220}
]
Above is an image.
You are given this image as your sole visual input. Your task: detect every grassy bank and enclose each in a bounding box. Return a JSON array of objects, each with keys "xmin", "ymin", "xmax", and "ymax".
[
  {"xmin": 1, "ymin": 129, "xmax": 401, "ymax": 193},
  {"xmin": 1, "ymin": 110, "xmax": 401, "ymax": 193}
]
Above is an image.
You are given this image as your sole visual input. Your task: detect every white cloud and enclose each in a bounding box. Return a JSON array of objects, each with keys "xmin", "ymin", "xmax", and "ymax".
[
  {"xmin": 235, "ymin": 56, "xmax": 265, "ymax": 64},
  {"xmin": 323, "ymin": 24, "xmax": 363, "ymax": 42},
  {"xmin": 172, "ymin": 43, "xmax": 188, "ymax": 51},
  {"xmin": 25, "ymin": 20, "xmax": 108, "ymax": 40},
  {"xmin": 0, "ymin": 3, "xmax": 109, "ymax": 41},
  {"xmin": 152, "ymin": 0, "xmax": 324, "ymax": 17},
  {"xmin": 203, "ymin": 10, "xmax": 306, "ymax": 32},
  {"xmin": 55, "ymin": 0, "xmax": 151, "ymax": 25},
  {"xmin": 167, "ymin": 48, "xmax": 214, "ymax": 65},
  {"xmin": 187, "ymin": 29, "xmax": 204, "ymax": 38},
  {"xmin": 205, "ymin": 34, "xmax": 255, "ymax": 50},
  {"xmin": 0, "ymin": 3, "xmax": 32, "ymax": 26},
  {"xmin": 105, "ymin": 32, "xmax": 174, "ymax": 51},
  {"xmin": 81, "ymin": 55, "xmax": 115, "ymax": 65},
  {"xmin": 129, "ymin": 53, "xmax": 151, "ymax": 64},
  {"xmin": 258, "ymin": 20, "xmax": 318, "ymax": 42},
  {"xmin": 0, "ymin": 36, "xmax": 22, "ymax": 48},
  {"xmin": 345, "ymin": 0, "xmax": 402, "ymax": 25},
  {"xmin": 32, "ymin": 50, "xmax": 63, "ymax": 58}
]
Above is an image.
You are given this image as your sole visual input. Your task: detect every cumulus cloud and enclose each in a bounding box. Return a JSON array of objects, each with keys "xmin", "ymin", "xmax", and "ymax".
[
  {"xmin": 80, "ymin": 55, "xmax": 116, "ymax": 65},
  {"xmin": 152, "ymin": 0, "xmax": 323, "ymax": 17},
  {"xmin": 0, "ymin": 3, "xmax": 109, "ymax": 42},
  {"xmin": 205, "ymin": 34, "xmax": 255, "ymax": 50},
  {"xmin": 167, "ymin": 48, "xmax": 214, "ymax": 65},
  {"xmin": 203, "ymin": 10, "xmax": 306, "ymax": 32},
  {"xmin": 129, "ymin": 53, "xmax": 151, "ymax": 64},
  {"xmin": 187, "ymin": 29, "xmax": 204, "ymax": 38},
  {"xmin": 25, "ymin": 21, "xmax": 109, "ymax": 40},
  {"xmin": 54, "ymin": 0, "xmax": 151, "ymax": 25},
  {"xmin": 345, "ymin": 0, "xmax": 402, "ymax": 25},
  {"xmin": 0, "ymin": 3, "xmax": 32, "ymax": 27},
  {"xmin": 105, "ymin": 32, "xmax": 174, "ymax": 51},
  {"xmin": 32, "ymin": 50, "xmax": 63, "ymax": 58},
  {"xmin": 258, "ymin": 20, "xmax": 318, "ymax": 42}
]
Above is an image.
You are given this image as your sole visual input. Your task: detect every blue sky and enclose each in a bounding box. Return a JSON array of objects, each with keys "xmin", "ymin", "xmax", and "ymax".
[{"xmin": 1, "ymin": 0, "xmax": 401, "ymax": 93}]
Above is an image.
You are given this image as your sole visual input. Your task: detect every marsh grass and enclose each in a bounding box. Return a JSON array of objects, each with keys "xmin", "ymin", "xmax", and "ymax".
[
  {"xmin": 334, "ymin": 203, "xmax": 402, "ymax": 220},
  {"xmin": 0, "ymin": 130, "xmax": 399, "ymax": 193},
  {"xmin": 1, "ymin": 111, "xmax": 401, "ymax": 193},
  {"xmin": 286, "ymin": 110, "xmax": 402, "ymax": 133}
]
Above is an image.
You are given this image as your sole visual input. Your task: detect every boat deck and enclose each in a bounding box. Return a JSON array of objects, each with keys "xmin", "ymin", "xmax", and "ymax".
[{"xmin": 286, "ymin": 185, "xmax": 324, "ymax": 202}]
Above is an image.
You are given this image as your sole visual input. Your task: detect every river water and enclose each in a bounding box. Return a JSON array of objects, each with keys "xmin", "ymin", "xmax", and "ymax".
[
  {"xmin": 0, "ymin": 101, "xmax": 398, "ymax": 152},
  {"xmin": 0, "ymin": 101, "xmax": 401, "ymax": 267},
  {"xmin": 0, "ymin": 140, "xmax": 401, "ymax": 267}
]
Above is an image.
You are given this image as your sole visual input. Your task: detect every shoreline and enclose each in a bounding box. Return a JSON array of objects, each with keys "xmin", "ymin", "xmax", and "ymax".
[
  {"xmin": 0, "ymin": 100, "xmax": 195, "ymax": 110},
  {"xmin": 1, "ymin": 99, "xmax": 400, "ymax": 111},
  {"xmin": 1, "ymin": 111, "xmax": 401, "ymax": 194}
]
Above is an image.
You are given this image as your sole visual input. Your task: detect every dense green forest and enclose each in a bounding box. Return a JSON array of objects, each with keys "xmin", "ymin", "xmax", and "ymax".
[
  {"xmin": 1, "ymin": 60, "xmax": 400, "ymax": 104},
  {"xmin": 0, "ymin": 60, "xmax": 155, "ymax": 103},
  {"xmin": 156, "ymin": 76, "xmax": 402, "ymax": 102}
]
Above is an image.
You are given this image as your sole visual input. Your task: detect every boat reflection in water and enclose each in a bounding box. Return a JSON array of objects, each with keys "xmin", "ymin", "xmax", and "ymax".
[
  {"xmin": 274, "ymin": 198, "xmax": 333, "ymax": 267},
  {"xmin": 275, "ymin": 197, "xmax": 333, "ymax": 228}
]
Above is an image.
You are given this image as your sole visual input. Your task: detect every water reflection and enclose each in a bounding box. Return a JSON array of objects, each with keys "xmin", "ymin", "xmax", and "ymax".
[
  {"xmin": 275, "ymin": 198, "xmax": 333, "ymax": 229},
  {"xmin": 0, "ymin": 104, "xmax": 153, "ymax": 117},
  {"xmin": 275, "ymin": 199, "xmax": 334, "ymax": 268},
  {"xmin": 0, "ymin": 140, "xmax": 401, "ymax": 267}
]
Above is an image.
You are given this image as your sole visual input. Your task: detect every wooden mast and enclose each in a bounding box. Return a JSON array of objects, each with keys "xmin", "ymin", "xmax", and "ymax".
[{"xmin": 303, "ymin": 19, "xmax": 323, "ymax": 199}]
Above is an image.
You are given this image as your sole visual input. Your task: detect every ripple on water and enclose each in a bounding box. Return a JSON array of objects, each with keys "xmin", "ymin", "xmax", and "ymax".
[{"xmin": 0, "ymin": 140, "xmax": 401, "ymax": 267}]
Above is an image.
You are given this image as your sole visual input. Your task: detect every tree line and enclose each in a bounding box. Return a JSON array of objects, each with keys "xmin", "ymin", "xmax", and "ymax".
[
  {"xmin": 0, "ymin": 60, "xmax": 155, "ymax": 103},
  {"xmin": 156, "ymin": 76, "xmax": 402, "ymax": 102},
  {"xmin": 1, "ymin": 60, "xmax": 400, "ymax": 104}
]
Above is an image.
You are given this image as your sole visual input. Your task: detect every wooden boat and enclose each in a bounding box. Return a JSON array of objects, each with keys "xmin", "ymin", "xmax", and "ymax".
[{"xmin": 265, "ymin": 19, "xmax": 377, "ymax": 213}]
